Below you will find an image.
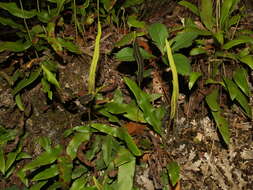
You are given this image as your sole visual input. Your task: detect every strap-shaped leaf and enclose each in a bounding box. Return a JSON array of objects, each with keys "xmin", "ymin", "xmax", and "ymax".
[{"xmin": 32, "ymin": 164, "xmax": 59, "ymax": 181}]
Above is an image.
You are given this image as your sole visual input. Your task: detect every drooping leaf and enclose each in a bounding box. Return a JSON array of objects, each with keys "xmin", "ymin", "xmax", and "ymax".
[
  {"xmin": 66, "ymin": 132, "xmax": 90, "ymax": 160},
  {"xmin": 178, "ymin": 1, "xmax": 199, "ymax": 16},
  {"xmin": 148, "ymin": 23, "xmax": 168, "ymax": 54},
  {"xmin": 0, "ymin": 17, "xmax": 25, "ymax": 31},
  {"xmin": 32, "ymin": 164, "xmax": 59, "ymax": 181},
  {"xmin": 127, "ymin": 15, "xmax": 146, "ymax": 28},
  {"xmin": 29, "ymin": 181, "xmax": 47, "ymax": 190},
  {"xmin": 233, "ymin": 67, "xmax": 250, "ymax": 97},
  {"xmin": 239, "ymin": 55, "xmax": 253, "ymax": 70},
  {"xmin": 173, "ymin": 53, "xmax": 192, "ymax": 76},
  {"xmin": 15, "ymin": 94, "xmax": 25, "ymax": 111},
  {"xmin": 223, "ymin": 36, "xmax": 253, "ymax": 50},
  {"xmin": 124, "ymin": 77, "xmax": 165, "ymax": 134},
  {"xmin": 22, "ymin": 145, "xmax": 62, "ymax": 171},
  {"xmin": 211, "ymin": 111, "xmax": 230, "ymax": 145},
  {"xmin": 206, "ymin": 89, "xmax": 220, "ymax": 112},
  {"xmin": 12, "ymin": 67, "xmax": 42, "ymax": 95},
  {"xmin": 0, "ymin": 2, "xmax": 37, "ymax": 19},
  {"xmin": 223, "ymin": 78, "xmax": 238, "ymax": 101},
  {"xmin": 123, "ymin": 0, "xmax": 144, "ymax": 8},
  {"xmin": 101, "ymin": 0, "xmax": 117, "ymax": 11},
  {"xmin": 102, "ymin": 135, "xmax": 113, "ymax": 166},
  {"xmin": 0, "ymin": 41, "xmax": 32, "ymax": 53},
  {"xmin": 190, "ymin": 47, "xmax": 207, "ymax": 55},
  {"xmin": 115, "ymin": 47, "xmax": 155, "ymax": 61},
  {"xmin": 114, "ymin": 147, "xmax": 135, "ymax": 167},
  {"xmin": 167, "ymin": 161, "xmax": 180, "ymax": 186},
  {"xmin": 41, "ymin": 78, "xmax": 53, "ymax": 100},
  {"xmin": 189, "ymin": 72, "xmax": 202, "ymax": 90},
  {"xmin": 115, "ymin": 32, "xmax": 144, "ymax": 47},
  {"xmin": 200, "ymin": 0, "xmax": 214, "ymax": 31},
  {"xmin": 117, "ymin": 158, "xmax": 135, "ymax": 190},
  {"xmin": 90, "ymin": 123, "xmax": 142, "ymax": 156},
  {"xmin": 57, "ymin": 38, "xmax": 82, "ymax": 54},
  {"xmin": 41, "ymin": 62, "xmax": 60, "ymax": 88},
  {"xmin": 172, "ymin": 31, "xmax": 198, "ymax": 51}
]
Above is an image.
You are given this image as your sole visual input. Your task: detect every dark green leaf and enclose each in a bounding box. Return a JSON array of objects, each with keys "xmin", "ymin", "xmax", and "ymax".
[
  {"xmin": 70, "ymin": 175, "xmax": 87, "ymax": 190},
  {"xmin": 172, "ymin": 32, "xmax": 198, "ymax": 51},
  {"xmin": 0, "ymin": 41, "xmax": 32, "ymax": 53},
  {"xmin": 12, "ymin": 67, "xmax": 42, "ymax": 95},
  {"xmin": 115, "ymin": 47, "xmax": 155, "ymax": 62},
  {"xmin": 200, "ymin": 0, "xmax": 214, "ymax": 30},
  {"xmin": 239, "ymin": 55, "xmax": 253, "ymax": 69},
  {"xmin": 223, "ymin": 78, "xmax": 238, "ymax": 100},
  {"xmin": 223, "ymin": 36, "xmax": 253, "ymax": 50},
  {"xmin": 57, "ymin": 38, "xmax": 82, "ymax": 54},
  {"xmin": 211, "ymin": 111, "xmax": 230, "ymax": 145},
  {"xmin": 189, "ymin": 72, "xmax": 202, "ymax": 90},
  {"xmin": 127, "ymin": 15, "xmax": 146, "ymax": 28},
  {"xmin": 173, "ymin": 53, "xmax": 192, "ymax": 76},
  {"xmin": 15, "ymin": 94, "xmax": 25, "ymax": 111},
  {"xmin": 124, "ymin": 77, "xmax": 165, "ymax": 134},
  {"xmin": 123, "ymin": 0, "xmax": 144, "ymax": 8},
  {"xmin": 148, "ymin": 23, "xmax": 168, "ymax": 54},
  {"xmin": 114, "ymin": 147, "xmax": 134, "ymax": 167},
  {"xmin": 0, "ymin": 17, "xmax": 25, "ymax": 31},
  {"xmin": 29, "ymin": 181, "xmax": 47, "ymax": 190},
  {"xmin": 115, "ymin": 32, "xmax": 145, "ymax": 47},
  {"xmin": 178, "ymin": 1, "xmax": 199, "ymax": 16},
  {"xmin": 22, "ymin": 145, "xmax": 62, "ymax": 171},
  {"xmin": 0, "ymin": 2, "xmax": 37, "ymax": 19},
  {"xmin": 102, "ymin": 135, "xmax": 113, "ymax": 166},
  {"xmin": 32, "ymin": 164, "xmax": 59, "ymax": 181},
  {"xmin": 66, "ymin": 132, "xmax": 90, "ymax": 160},
  {"xmin": 233, "ymin": 67, "xmax": 250, "ymax": 97},
  {"xmin": 167, "ymin": 161, "xmax": 180, "ymax": 186},
  {"xmin": 205, "ymin": 89, "xmax": 220, "ymax": 111}
]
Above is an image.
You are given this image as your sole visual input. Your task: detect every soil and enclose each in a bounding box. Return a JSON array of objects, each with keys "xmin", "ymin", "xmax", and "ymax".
[{"xmin": 0, "ymin": 1, "xmax": 253, "ymax": 190}]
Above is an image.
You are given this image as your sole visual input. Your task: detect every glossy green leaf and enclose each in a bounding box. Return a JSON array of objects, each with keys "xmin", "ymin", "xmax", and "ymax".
[
  {"xmin": 167, "ymin": 161, "xmax": 180, "ymax": 186},
  {"xmin": 114, "ymin": 147, "xmax": 135, "ymax": 167},
  {"xmin": 173, "ymin": 53, "xmax": 192, "ymax": 76},
  {"xmin": 12, "ymin": 67, "xmax": 42, "ymax": 95},
  {"xmin": 0, "ymin": 41, "xmax": 32, "ymax": 53},
  {"xmin": 0, "ymin": 2, "xmax": 37, "ymax": 19},
  {"xmin": 5, "ymin": 151, "xmax": 19, "ymax": 172},
  {"xmin": 22, "ymin": 145, "xmax": 62, "ymax": 171},
  {"xmin": 206, "ymin": 89, "xmax": 220, "ymax": 112},
  {"xmin": 115, "ymin": 32, "xmax": 145, "ymax": 47},
  {"xmin": 32, "ymin": 164, "xmax": 59, "ymax": 181},
  {"xmin": 42, "ymin": 63, "xmax": 60, "ymax": 88},
  {"xmin": 72, "ymin": 165, "xmax": 88, "ymax": 179},
  {"xmin": 47, "ymin": 182, "xmax": 62, "ymax": 190},
  {"xmin": 239, "ymin": 55, "xmax": 253, "ymax": 70},
  {"xmin": 15, "ymin": 94, "xmax": 25, "ymax": 111},
  {"xmin": 90, "ymin": 123, "xmax": 142, "ymax": 156},
  {"xmin": 124, "ymin": 77, "xmax": 164, "ymax": 134},
  {"xmin": 211, "ymin": 111, "xmax": 230, "ymax": 145},
  {"xmin": 66, "ymin": 132, "xmax": 90, "ymax": 160},
  {"xmin": 148, "ymin": 23, "xmax": 168, "ymax": 54},
  {"xmin": 117, "ymin": 158, "xmax": 135, "ymax": 190},
  {"xmin": 233, "ymin": 68, "xmax": 250, "ymax": 97},
  {"xmin": 85, "ymin": 135, "xmax": 102, "ymax": 161},
  {"xmin": 0, "ymin": 148, "xmax": 5, "ymax": 174},
  {"xmin": 115, "ymin": 47, "xmax": 155, "ymax": 61},
  {"xmin": 190, "ymin": 47, "xmax": 207, "ymax": 55},
  {"xmin": 70, "ymin": 175, "xmax": 87, "ymax": 190},
  {"xmin": 200, "ymin": 0, "xmax": 214, "ymax": 31},
  {"xmin": 29, "ymin": 181, "xmax": 47, "ymax": 190},
  {"xmin": 58, "ymin": 156, "xmax": 73, "ymax": 186},
  {"xmin": 213, "ymin": 30, "xmax": 224, "ymax": 45},
  {"xmin": 178, "ymin": 1, "xmax": 199, "ymax": 15},
  {"xmin": 172, "ymin": 31, "xmax": 198, "ymax": 51},
  {"xmin": 223, "ymin": 78, "xmax": 238, "ymax": 101},
  {"xmin": 99, "ymin": 109, "xmax": 120, "ymax": 123},
  {"xmin": 127, "ymin": 15, "xmax": 146, "ymax": 28},
  {"xmin": 17, "ymin": 168, "xmax": 28, "ymax": 186},
  {"xmin": 223, "ymin": 36, "xmax": 253, "ymax": 50},
  {"xmin": 16, "ymin": 152, "xmax": 31, "ymax": 161},
  {"xmin": 220, "ymin": 0, "xmax": 239, "ymax": 30},
  {"xmin": 189, "ymin": 72, "xmax": 202, "ymax": 90},
  {"xmin": 0, "ymin": 17, "xmax": 25, "ymax": 31},
  {"xmin": 57, "ymin": 38, "xmax": 82, "ymax": 54},
  {"xmin": 41, "ymin": 78, "xmax": 53, "ymax": 100}
]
